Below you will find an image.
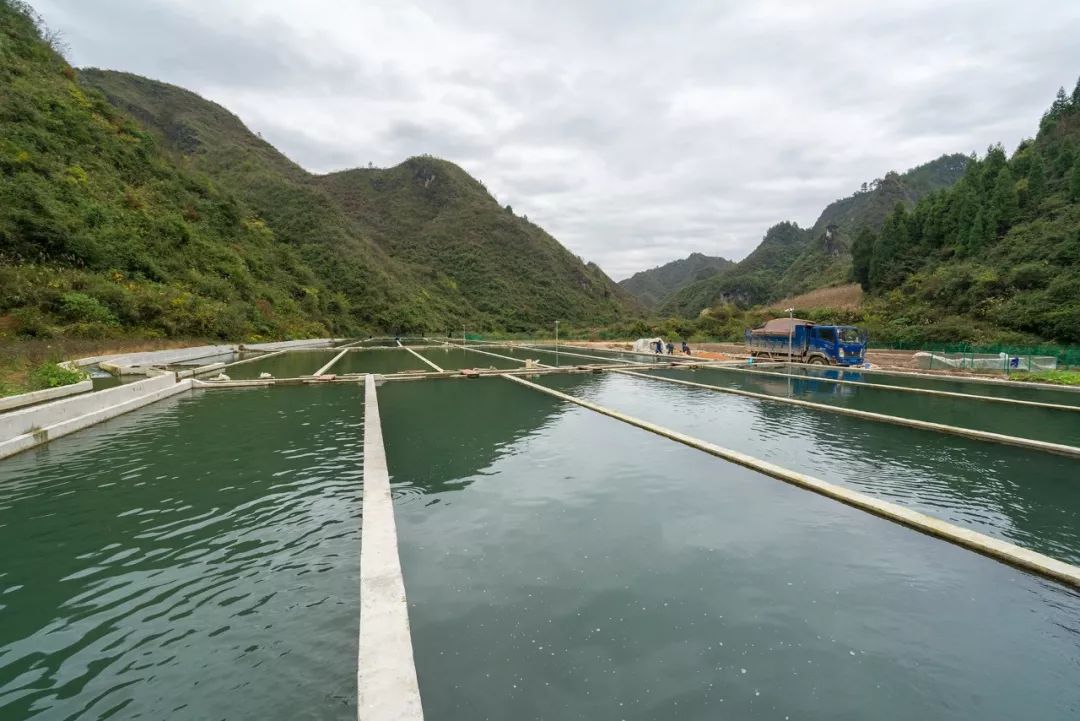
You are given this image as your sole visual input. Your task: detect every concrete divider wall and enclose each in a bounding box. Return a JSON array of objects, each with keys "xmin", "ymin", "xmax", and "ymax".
[
  {"xmin": 242, "ymin": 338, "xmax": 339, "ymax": 351},
  {"xmin": 0, "ymin": 373, "xmax": 179, "ymax": 443},
  {"xmin": 0, "ymin": 380, "xmax": 94, "ymax": 413},
  {"xmin": 0, "ymin": 376, "xmax": 192, "ymax": 460},
  {"xmin": 75, "ymin": 345, "xmax": 236, "ymax": 371}
]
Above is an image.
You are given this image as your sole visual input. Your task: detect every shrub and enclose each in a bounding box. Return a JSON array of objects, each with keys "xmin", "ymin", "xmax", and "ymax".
[
  {"xmin": 11, "ymin": 307, "xmax": 53, "ymax": 337},
  {"xmin": 58, "ymin": 291, "xmax": 117, "ymax": 324},
  {"xmin": 28, "ymin": 361, "xmax": 87, "ymax": 390}
]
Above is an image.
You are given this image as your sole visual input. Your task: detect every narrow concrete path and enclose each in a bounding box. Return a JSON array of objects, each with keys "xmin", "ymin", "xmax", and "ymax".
[
  {"xmin": 462, "ymin": 345, "xmax": 550, "ymax": 368},
  {"xmin": 315, "ymin": 348, "xmax": 350, "ymax": 375},
  {"xmin": 359, "ymin": 374, "xmax": 425, "ymax": 720},
  {"xmin": 405, "ymin": 347, "xmax": 443, "ymax": 372}
]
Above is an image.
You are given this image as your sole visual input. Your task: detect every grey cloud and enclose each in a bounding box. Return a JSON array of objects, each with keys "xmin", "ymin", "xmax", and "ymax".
[{"xmin": 33, "ymin": 0, "xmax": 1080, "ymax": 280}]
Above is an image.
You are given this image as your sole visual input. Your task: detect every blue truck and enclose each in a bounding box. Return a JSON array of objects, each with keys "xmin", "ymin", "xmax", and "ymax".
[{"xmin": 745, "ymin": 317, "xmax": 866, "ymax": 366}]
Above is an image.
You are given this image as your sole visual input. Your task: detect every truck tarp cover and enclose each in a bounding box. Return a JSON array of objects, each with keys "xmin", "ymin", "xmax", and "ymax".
[{"xmin": 750, "ymin": 318, "xmax": 814, "ymax": 335}]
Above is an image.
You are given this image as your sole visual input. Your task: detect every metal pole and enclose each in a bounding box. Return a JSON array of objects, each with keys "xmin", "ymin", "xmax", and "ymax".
[
  {"xmin": 786, "ymin": 307, "xmax": 794, "ymax": 364},
  {"xmin": 555, "ymin": 320, "xmax": 560, "ymax": 367}
]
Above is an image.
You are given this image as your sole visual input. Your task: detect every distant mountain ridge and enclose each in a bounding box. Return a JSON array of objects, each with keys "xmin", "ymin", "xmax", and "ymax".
[
  {"xmin": 618, "ymin": 252, "xmax": 733, "ymax": 309},
  {"xmin": 658, "ymin": 154, "xmax": 970, "ymax": 317}
]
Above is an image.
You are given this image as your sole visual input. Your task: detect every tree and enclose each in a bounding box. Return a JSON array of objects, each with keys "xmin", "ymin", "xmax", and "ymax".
[
  {"xmin": 869, "ymin": 203, "xmax": 909, "ymax": 290},
  {"xmin": 1070, "ymin": 156, "xmax": 1080, "ymax": 202},
  {"xmin": 851, "ymin": 227, "xmax": 875, "ymax": 290},
  {"xmin": 1052, "ymin": 86, "xmax": 1069, "ymax": 114},
  {"xmin": 966, "ymin": 208, "xmax": 989, "ymax": 254},
  {"xmin": 981, "ymin": 144, "xmax": 1007, "ymax": 191},
  {"xmin": 990, "ymin": 165, "xmax": 1018, "ymax": 232},
  {"xmin": 1055, "ymin": 138, "xmax": 1076, "ymax": 177},
  {"xmin": 1073, "ymin": 75, "xmax": 1080, "ymax": 107},
  {"xmin": 1027, "ymin": 151, "xmax": 1047, "ymax": 204}
]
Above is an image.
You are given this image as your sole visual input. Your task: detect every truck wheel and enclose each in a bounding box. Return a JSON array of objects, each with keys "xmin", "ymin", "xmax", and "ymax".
[{"xmin": 808, "ymin": 356, "xmax": 828, "ymax": 365}]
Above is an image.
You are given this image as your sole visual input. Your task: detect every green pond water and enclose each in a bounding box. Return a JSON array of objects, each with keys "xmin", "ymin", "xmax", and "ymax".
[
  {"xmin": 225, "ymin": 350, "xmax": 338, "ymax": 379},
  {"xmin": 415, "ymin": 347, "xmax": 524, "ymax": 370},
  {"xmin": 647, "ymin": 366, "xmax": 1080, "ymax": 446},
  {"xmin": 481, "ymin": 345, "xmax": 624, "ymax": 368},
  {"xmin": 5, "ymin": 373, "xmax": 1080, "ymax": 721},
  {"xmin": 0, "ymin": 386, "xmax": 362, "ymax": 720},
  {"xmin": 355, "ymin": 339, "xmax": 400, "ymax": 347},
  {"xmin": 540, "ymin": 371, "xmax": 1080, "ymax": 563},
  {"xmin": 532, "ymin": 343, "xmax": 691, "ymax": 364},
  {"xmin": 380, "ymin": 377, "xmax": 1080, "ymax": 721},
  {"xmin": 329, "ymin": 349, "xmax": 429, "ymax": 374}
]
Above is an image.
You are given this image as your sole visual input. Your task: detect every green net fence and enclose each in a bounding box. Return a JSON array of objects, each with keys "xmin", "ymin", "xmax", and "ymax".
[{"xmin": 866, "ymin": 341, "xmax": 1080, "ymax": 370}]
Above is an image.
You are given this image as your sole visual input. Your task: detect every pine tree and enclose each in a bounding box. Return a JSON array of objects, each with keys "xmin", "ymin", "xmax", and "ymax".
[
  {"xmin": 990, "ymin": 165, "xmax": 1019, "ymax": 231},
  {"xmin": 1070, "ymin": 156, "xmax": 1080, "ymax": 202},
  {"xmin": 1052, "ymin": 86, "xmax": 1069, "ymax": 114},
  {"xmin": 966, "ymin": 209, "xmax": 986, "ymax": 255},
  {"xmin": 1056, "ymin": 138, "xmax": 1076, "ymax": 177},
  {"xmin": 870, "ymin": 204, "xmax": 908, "ymax": 290},
  {"xmin": 981, "ymin": 144, "xmax": 1007, "ymax": 192},
  {"xmin": 1027, "ymin": 151, "xmax": 1047, "ymax": 203},
  {"xmin": 1073, "ymin": 75, "xmax": 1080, "ymax": 107},
  {"xmin": 851, "ymin": 227, "xmax": 875, "ymax": 290}
]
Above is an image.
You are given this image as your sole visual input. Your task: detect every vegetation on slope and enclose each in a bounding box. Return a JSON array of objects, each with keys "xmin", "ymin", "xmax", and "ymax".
[
  {"xmin": 0, "ymin": 1, "xmax": 337, "ymax": 340},
  {"xmin": 318, "ymin": 158, "xmax": 633, "ymax": 330},
  {"xmin": 0, "ymin": 0, "xmax": 633, "ymax": 344},
  {"xmin": 80, "ymin": 71, "xmax": 633, "ymax": 333},
  {"xmin": 79, "ymin": 69, "xmax": 476, "ymax": 332},
  {"xmin": 659, "ymin": 155, "xmax": 969, "ymax": 316},
  {"xmin": 852, "ymin": 81, "xmax": 1080, "ymax": 344},
  {"xmin": 661, "ymin": 221, "xmax": 807, "ymax": 314},
  {"xmin": 618, "ymin": 252, "xmax": 734, "ymax": 309}
]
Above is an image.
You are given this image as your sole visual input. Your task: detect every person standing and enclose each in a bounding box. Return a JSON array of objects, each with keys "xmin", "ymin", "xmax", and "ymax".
[{"xmin": 666, "ymin": 341, "xmax": 675, "ymax": 355}]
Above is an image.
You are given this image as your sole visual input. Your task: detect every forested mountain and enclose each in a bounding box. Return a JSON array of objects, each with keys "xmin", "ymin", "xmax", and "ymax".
[
  {"xmin": 315, "ymin": 160, "xmax": 632, "ymax": 327},
  {"xmin": 659, "ymin": 154, "xmax": 969, "ymax": 316},
  {"xmin": 618, "ymin": 252, "xmax": 734, "ymax": 309},
  {"xmin": 0, "ymin": 1, "xmax": 632, "ymax": 340},
  {"xmin": 851, "ymin": 81, "xmax": 1080, "ymax": 343}
]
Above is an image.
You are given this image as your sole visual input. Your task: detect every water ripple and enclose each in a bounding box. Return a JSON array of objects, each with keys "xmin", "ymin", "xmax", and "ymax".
[{"xmin": 0, "ymin": 386, "xmax": 363, "ymax": 720}]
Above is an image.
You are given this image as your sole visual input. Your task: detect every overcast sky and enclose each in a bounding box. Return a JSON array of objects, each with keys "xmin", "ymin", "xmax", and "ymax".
[{"xmin": 35, "ymin": 0, "xmax": 1080, "ymax": 279}]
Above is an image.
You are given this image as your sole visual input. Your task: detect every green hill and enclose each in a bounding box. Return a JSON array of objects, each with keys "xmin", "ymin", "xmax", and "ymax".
[
  {"xmin": 0, "ymin": 1, "xmax": 339, "ymax": 339},
  {"xmin": 851, "ymin": 81, "xmax": 1080, "ymax": 344},
  {"xmin": 659, "ymin": 154, "xmax": 969, "ymax": 317},
  {"xmin": 618, "ymin": 252, "xmax": 733, "ymax": 309},
  {"xmin": 0, "ymin": 1, "xmax": 632, "ymax": 341},
  {"xmin": 79, "ymin": 70, "xmax": 633, "ymax": 333},
  {"xmin": 316, "ymin": 159, "xmax": 633, "ymax": 329}
]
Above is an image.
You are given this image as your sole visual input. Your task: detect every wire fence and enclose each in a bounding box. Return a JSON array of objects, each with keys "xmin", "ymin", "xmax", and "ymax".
[{"xmin": 867, "ymin": 341, "xmax": 1080, "ymax": 371}]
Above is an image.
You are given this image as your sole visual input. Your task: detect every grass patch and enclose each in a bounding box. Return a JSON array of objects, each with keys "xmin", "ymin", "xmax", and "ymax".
[
  {"xmin": 0, "ymin": 335, "xmax": 209, "ymax": 397},
  {"xmin": 1010, "ymin": 370, "xmax": 1080, "ymax": 386}
]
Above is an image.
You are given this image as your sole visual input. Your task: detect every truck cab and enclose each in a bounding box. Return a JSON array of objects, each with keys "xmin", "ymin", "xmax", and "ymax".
[{"xmin": 807, "ymin": 325, "xmax": 866, "ymax": 366}]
